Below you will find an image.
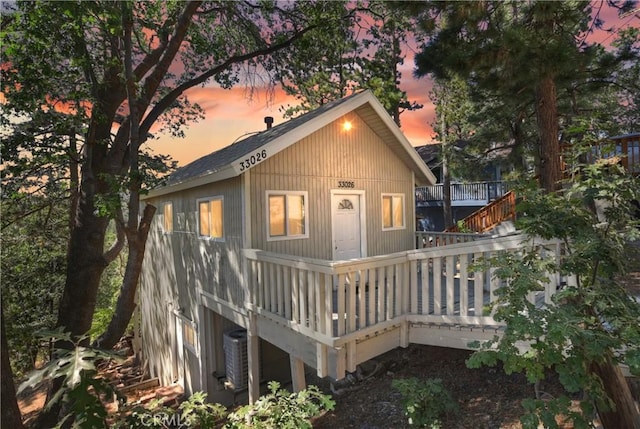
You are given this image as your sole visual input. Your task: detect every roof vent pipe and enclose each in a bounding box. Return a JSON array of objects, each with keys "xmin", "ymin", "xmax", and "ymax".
[{"xmin": 264, "ymin": 116, "xmax": 274, "ymax": 130}]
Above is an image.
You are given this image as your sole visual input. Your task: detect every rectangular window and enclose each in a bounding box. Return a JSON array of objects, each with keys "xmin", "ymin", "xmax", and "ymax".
[
  {"xmin": 382, "ymin": 194, "xmax": 405, "ymax": 230},
  {"xmin": 183, "ymin": 322, "xmax": 196, "ymax": 350},
  {"xmin": 267, "ymin": 191, "xmax": 308, "ymax": 240},
  {"xmin": 163, "ymin": 202, "xmax": 173, "ymax": 232},
  {"xmin": 198, "ymin": 197, "xmax": 224, "ymax": 240}
]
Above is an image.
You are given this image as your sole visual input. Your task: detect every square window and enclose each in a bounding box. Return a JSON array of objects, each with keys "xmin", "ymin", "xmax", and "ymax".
[{"xmin": 267, "ymin": 191, "xmax": 308, "ymax": 240}]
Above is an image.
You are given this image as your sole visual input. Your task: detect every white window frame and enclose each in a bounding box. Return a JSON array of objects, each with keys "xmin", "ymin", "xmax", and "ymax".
[
  {"xmin": 266, "ymin": 190, "xmax": 309, "ymax": 241},
  {"xmin": 162, "ymin": 201, "xmax": 173, "ymax": 233},
  {"xmin": 174, "ymin": 310, "xmax": 198, "ymax": 356},
  {"xmin": 197, "ymin": 196, "xmax": 225, "ymax": 241},
  {"xmin": 381, "ymin": 193, "xmax": 406, "ymax": 231}
]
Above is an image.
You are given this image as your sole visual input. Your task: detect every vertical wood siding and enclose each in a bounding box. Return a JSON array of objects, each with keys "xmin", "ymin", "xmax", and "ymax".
[
  {"xmin": 250, "ymin": 112, "xmax": 415, "ymax": 259},
  {"xmin": 141, "ymin": 176, "xmax": 245, "ymax": 314}
]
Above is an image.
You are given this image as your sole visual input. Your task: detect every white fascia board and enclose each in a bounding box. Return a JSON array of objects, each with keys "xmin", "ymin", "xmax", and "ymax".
[
  {"xmin": 142, "ymin": 165, "xmax": 237, "ymax": 200},
  {"xmin": 364, "ymin": 95, "xmax": 438, "ymax": 186}
]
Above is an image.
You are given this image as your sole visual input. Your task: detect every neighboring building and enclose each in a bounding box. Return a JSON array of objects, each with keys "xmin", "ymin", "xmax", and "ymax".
[
  {"xmin": 137, "ymin": 90, "xmax": 437, "ymax": 404},
  {"xmin": 414, "ymin": 142, "xmax": 509, "ymax": 231},
  {"xmin": 593, "ymin": 132, "xmax": 640, "ymax": 175}
]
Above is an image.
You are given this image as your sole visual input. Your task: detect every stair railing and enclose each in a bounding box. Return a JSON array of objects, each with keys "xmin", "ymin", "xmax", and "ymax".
[{"xmin": 445, "ymin": 191, "xmax": 516, "ymax": 233}]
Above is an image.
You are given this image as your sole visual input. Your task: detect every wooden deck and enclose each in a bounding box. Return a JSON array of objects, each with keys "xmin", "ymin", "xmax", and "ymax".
[{"xmin": 242, "ymin": 233, "xmax": 572, "ymax": 382}]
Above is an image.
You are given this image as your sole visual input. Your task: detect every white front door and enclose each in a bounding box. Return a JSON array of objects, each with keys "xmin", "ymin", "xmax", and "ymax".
[{"xmin": 332, "ymin": 192, "xmax": 365, "ymax": 260}]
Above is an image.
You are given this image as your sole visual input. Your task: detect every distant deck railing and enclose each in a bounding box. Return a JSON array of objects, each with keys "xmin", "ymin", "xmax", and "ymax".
[
  {"xmin": 243, "ymin": 233, "xmax": 572, "ymax": 348},
  {"xmin": 415, "ymin": 231, "xmax": 491, "ymax": 248},
  {"xmin": 415, "ymin": 181, "xmax": 508, "ymax": 205}
]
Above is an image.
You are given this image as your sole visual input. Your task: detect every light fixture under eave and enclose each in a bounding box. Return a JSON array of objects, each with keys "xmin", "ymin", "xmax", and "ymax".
[{"xmin": 342, "ymin": 120, "xmax": 353, "ymax": 132}]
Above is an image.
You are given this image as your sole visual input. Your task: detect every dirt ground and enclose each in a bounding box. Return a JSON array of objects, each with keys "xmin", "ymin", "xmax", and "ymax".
[{"xmin": 309, "ymin": 344, "xmax": 569, "ymax": 429}]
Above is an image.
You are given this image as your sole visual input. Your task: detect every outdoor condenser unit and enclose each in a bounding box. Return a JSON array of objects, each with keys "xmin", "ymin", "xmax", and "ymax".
[{"xmin": 223, "ymin": 328, "xmax": 248, "ymax": 390}]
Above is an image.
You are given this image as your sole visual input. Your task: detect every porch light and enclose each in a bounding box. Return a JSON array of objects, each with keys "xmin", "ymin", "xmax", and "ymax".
[{"xmin": 342, "ymin": 120, "xmax": 353, "ymax": 132}]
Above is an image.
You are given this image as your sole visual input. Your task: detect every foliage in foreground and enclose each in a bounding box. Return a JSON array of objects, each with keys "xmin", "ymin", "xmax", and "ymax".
[
  {"xmin": 225, "ymin": 381, "xmax": 335, "ymax": 429},
  {"xmin": 116, "ymin": 391, "xmax": 227, "ymax": 429},
  {"xmin": 118, "ymin": 381, "xmax": 334, "ymax": 429},
  {"xmin": 467, "ymin": 160, "xmax": 640, "ymax": 428},
  {"xmin": 17, "ymin": 329, "xmax": 125, "ymax": 429},
  {"xmin": 18, "ymin": 333, "xmax": 333, "ymax": 429},
  {"xmin": 392, "ymin": 377, "xmax": 458, "ymax": 428}
]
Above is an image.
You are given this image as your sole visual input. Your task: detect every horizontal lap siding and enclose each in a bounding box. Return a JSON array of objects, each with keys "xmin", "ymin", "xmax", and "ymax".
[{"xmin": 250, "ymin": 112, "xmax": 415, "ymax": 259}]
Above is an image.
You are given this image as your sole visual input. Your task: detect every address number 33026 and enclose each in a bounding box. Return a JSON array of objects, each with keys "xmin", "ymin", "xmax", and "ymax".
[{"xmin": 238, "ymin": 149, "xmax": 268, "ymax": 171}]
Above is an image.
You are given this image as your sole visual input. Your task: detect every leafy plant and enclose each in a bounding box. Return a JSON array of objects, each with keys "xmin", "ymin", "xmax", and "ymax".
[
  {"xmin": 392, "ymin": 377, "xmax": 458, "ymax": 428},
  {"xmin": 179, "ymin": 392, "xmax": 227, "ymax": 428},
  {"xmin": 115, "ymin": 392, "xmax": 227, "ymax": 429},
  {"xmin": 467, "ymin": 161, "xmax": 640, "ymax": 428},
  {"xmin": 224, "ymin": 381, "xmax": 335, "ymax": 429},
  {"xmin": 115, "ymin": 398, "xmax": 176, "ymax": 429},
  {"xmin": 17, "ymin": 328, "xmax": 125, "ymax": 428}
]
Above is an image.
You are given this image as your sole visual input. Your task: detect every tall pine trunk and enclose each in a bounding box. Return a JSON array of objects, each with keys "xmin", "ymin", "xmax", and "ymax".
[
  {"xmin": 440, "ymin": 111, "xmax": 453, "ymax": 230},
  {"xmin": 442, "ymin": 152, "xmax": 453, "ymax": 229},
  {"xmin": 535, "ymin": 75, "xmax": 562, "ymax": 193}
]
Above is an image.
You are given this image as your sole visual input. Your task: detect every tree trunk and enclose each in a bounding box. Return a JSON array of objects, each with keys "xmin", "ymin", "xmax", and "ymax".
[
  {"xmin": 591, "ymin": 355, "xmax": 640, "ymax": 429},
  {"xmin": 442, "ymin": 152, "xmax": 453, "ymax": 230},
  {"xmin": 535, "ymin": 75, "xmax": 562, "ymax": 193},
  {"xmin": 93, "ymin": 204, "xmax": 156, "ymax": 350},
  {"xmin": 37, "ymin": 180, "xmax": 111, "ymax": 429},
  {"xmin": 441, "ymin": 112, "xmax": 453, "ymax": 230},
  {"xmin": 1, "ymin": 304, "xmax": 25, "ymax": 429}
]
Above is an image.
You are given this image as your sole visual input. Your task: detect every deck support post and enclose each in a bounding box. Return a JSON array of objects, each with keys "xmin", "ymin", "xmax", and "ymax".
[
  {"xmin": 316, "ymin": 343, "xmax": 328, "ymax": 377},
  {"xmin": 346, "ymin": 341, "xmax": 357, "ymax": 373},
  {"xmin": 247, "ymin": 312, "xmax": 260, "ymax": 404},
  {"xmin": 400, "ymin": 320, "xmax": 409, "ymax": 348},
  {"xmin": 290, "ymin": 355, "xmax": 306, "ymax": 392}
]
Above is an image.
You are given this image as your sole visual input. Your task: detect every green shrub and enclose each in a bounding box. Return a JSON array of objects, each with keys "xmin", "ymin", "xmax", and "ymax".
[
  {"xmin": 116, "ymin": 392, "xmax": 227, "ymax": 429},
  {"xmin": 392, "ymin": 377, "xmax": 458, "ymax": 428},
  {"xmin": 224, "ymin": 381, "xmax": 335, "ymax": 429}
]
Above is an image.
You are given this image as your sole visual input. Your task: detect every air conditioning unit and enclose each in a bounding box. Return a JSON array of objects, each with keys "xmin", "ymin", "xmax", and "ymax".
[{"xmin": 223, "ymin": 329, "xmax": 248, "ymax": 390}]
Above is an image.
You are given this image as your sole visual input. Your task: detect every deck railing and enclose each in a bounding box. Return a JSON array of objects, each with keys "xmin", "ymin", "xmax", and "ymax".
[
  {"xmin": 415, "ymin": 181, "xmax": 508, "ymax": 204},
  {"xmin": 243, "ymin": 234, "xmax": 571, "ymax": 346},
  {"xmin": 415, "ymin": 231, "xmax": 491, "ymax": 249}
]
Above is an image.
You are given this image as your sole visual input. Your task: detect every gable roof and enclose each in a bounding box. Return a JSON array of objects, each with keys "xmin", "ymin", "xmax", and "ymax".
[{"xmin": 145, "ymin": 90, "xmax": 436, "ymax": 199}]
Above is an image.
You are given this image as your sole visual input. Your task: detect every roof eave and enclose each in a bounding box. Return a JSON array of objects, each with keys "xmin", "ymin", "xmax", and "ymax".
[{"xmin": 142, "ymin": 165, "xmax": 237, "ymax": 200}]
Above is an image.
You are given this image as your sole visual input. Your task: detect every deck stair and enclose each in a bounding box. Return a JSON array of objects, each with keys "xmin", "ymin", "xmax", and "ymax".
[{"xmin": 445, "ymin": 190, "xmax": 516, "ymax": 233}]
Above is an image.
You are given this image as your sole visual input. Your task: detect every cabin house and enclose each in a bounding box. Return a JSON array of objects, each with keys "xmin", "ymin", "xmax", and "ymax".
[{"xmin": 137, "ymin": 90, "xmax": 438, "ymax": 404}]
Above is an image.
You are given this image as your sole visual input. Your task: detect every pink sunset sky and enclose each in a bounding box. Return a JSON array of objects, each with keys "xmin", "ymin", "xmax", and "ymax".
[{"xmin": 150, "ymin": 4, "xmax": 640, "ymax": 168}]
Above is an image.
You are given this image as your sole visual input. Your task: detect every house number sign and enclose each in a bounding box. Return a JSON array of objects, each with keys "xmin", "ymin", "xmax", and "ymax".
[
  {"xmin": 338, "ymin": 181, "xmax": 355, "ymax": 188},
  {"xmin": 238, "ymin": 149, "xmax": 268, "ymax": 171}
]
